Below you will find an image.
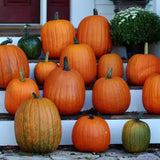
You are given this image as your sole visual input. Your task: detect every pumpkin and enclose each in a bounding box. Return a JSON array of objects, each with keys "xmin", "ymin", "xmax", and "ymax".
[
  {"xmin": 41, "ymin": 12, "xmax": 75, "ymax": 58},
  {"xmin": 97, "ymin": 53, "xmax": 123, "ymax": 78},
  {"xmin": 77, "ymin": 8, "xmax": 112, "ymax": 58},
  {"xmin": 14, "ymin": 92, "xmax": 62, "ymax": 153},
  {"xmin": 126, "ymin": 42, "xmax": 160, "ymax": 85},
  {"xmin": 5, "ymin": 69, "xmax": 39, "ymax": 115},
  {"xmin": 34, "ymin": 51, "xmax": 58, "ymax": 85},
  {"xmin": 122, "ymin": 112, "xmax": 150, "ymax": 152},
  {"xmin": 142, "ymin": 73, "xmax": 160, "ymax": 113},
  {"xmin": 92, "ymin": 68, "xmax": 130, "ymax": 114},
  {"xmin": 0, "ymin": 38, "xmax": 29, "ymax": 87},
  {"xmin": 43, "ymin": 56, "xmax": 85, "ymax": 115},
  {"xmin": 17, "ymin": 25, "xmax": 41, "ymax": 59},
  {"xmin": 72, "ymin": 115, "xmax": 111, "ymax": 152},
  {"xmin": 60, "ymin": 38, "xmax": 97, "ymax": 84}
]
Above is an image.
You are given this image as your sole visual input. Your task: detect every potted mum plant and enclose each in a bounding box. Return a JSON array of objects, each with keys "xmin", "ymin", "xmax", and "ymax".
[{"xmin": 110, "ymin": 7, "xmax": 160, "ymax": 59}]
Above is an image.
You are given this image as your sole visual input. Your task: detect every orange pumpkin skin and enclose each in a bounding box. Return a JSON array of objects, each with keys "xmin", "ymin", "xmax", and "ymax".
[
  {"xmin": 97, "ymin": 53, "xmax": 123, "ymax": 78},
  {"xmin": 0, "ymin": 45, "xmax": 29, "ymax": 87},
  {"xmin": 43, "ymin": 58, "xmax": 85, "ymax": 115},
  {"xmin": 92, "ymin": 70, "xmax": 131, "ymax": 114},
  {"xmin": 41, "ymin": 19, "xmax": 75, "ymax": 58},
  {"xmin": 72, "ymin": 116, "xmax": 111, "ymax": 152},
  {"xmin": 77, "ymin": 10, "xmax": 111, "ymax": 58},
  {"xmin": 15, "ymin": 97, "xmax": 62, "ymax": 153},
  {"xmin": 142, "ymin": 74, "xmax": 160, "ymax": 114},
  {"xmin": 60, "ymin": 43, "xmax": 97, "ymax": 84},
  {"xmin": 126, "ymin": 54, "xmax": 160, "ymax": 85},
  {"xmin": 5, "ymin": 73, "xmax": 39, "ymax": 115}
]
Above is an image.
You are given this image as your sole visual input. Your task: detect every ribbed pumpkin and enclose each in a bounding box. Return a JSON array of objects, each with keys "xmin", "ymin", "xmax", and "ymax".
[
  {"xmin": 43, "ymin": 57, "xmax": 85, "ymax": 115},
  {"xmin": 97, "ymin": 53, "xmax": 123, "ymax": 78},
  {"xmin": 92, "ymin": 68, "xmax": 130, "ymax": 114},
  {"xmin": 41, "ymin": 12, "xmax": 75, "ymax": 58},
  {"xmin": 0, "ymin": 38, "xmax": 29, "ymax": 87},
  {"xmin": 122, "ymin": 112, "xmax": 150, "ymax": 153},
  {"xmin": 60, "ymin": 38, "xmax": 97, "ymax": 84},
  {"xmin": 142, "ymin": 73, "xmax": 160, "ymax": 113},
  {"xmin": 34, "ymin": 51, "xmax": 58, "ymax": 85},
  {"xmin": 5, "ymin": 69, "xmax": 39, "ymax": 115},
  {"xmin": 72, "ymin": 115, "xmax": 111, "ymax": 152},
  {"xmin": 126, "ymin": 42, "xmax": 160, "ymax": 85},
  {"xmin": 77, "ymin": 8, "xmax": 112, "ymax": 58},
  {"xmin": 15, "ymin": 92, "xmax": 62, "ymax": 153}
]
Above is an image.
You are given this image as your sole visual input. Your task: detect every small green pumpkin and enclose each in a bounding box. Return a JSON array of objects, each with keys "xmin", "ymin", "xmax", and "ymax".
[
  {"xmin": 122, "ymin": 112, "xmax": 150, "ymax": 153},
  {"xmin": 17, "ymin": 25, "xmax": 41, "ymax": 59}
]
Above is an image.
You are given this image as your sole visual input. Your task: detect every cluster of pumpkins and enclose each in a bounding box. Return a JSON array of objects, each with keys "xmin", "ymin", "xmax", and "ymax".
[{"xmin": 0, "ymin": 8, "xmax": 160, "ymax": 154}]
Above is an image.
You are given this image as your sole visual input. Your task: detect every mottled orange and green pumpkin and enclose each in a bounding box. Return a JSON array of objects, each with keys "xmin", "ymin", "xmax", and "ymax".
[
  {"xmin": 0, "ymin": 38, "xmax": 29, "ymax": 87},
  {"xmin": 72, "ymin": 115, "xmax": 111, "ymax": 152},
  {"xmin": 14, "ymin": 93, "xmax": 62, "ymax": 153}
]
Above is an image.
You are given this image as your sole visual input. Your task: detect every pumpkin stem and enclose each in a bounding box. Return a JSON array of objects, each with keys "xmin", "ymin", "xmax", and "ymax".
[
  {"xmin": 74, "ymin": 37, "xmax": 79, "ymax": 44},
  {"xmin": 24, "ymin": 24, "xmax": 29, "ymax": 37},
  {"xmin": 88, "ymin": 115, "xmax": 94, "ymax": 119},
  {"xmin": 106, "ymin": 68, "xmax": 112, "ymax": 79},
  {"xmin": 63, "ymin": 56, "xmax": 70, "ymax": 71},
  {"xmin": 135, "ymin": 112, "xmax": 144, "ymax": 122},
  {"xmin": 31, "ymin": 92, "xmax": 38, "ymax": 99},
  {"xmin": 54, "ymin": 12, "xmax": 59, "ymax": 20},
  {"xmin": 144, "ymin": 42, "xmax": 148, "ymax": 55},
  {"xmin": 93, "ymin": 8, "xmax": 98, "ymax": 15},
  {"xmin": 19, "ymin": 69, "xmax": 25, "ymax": 82},
  {"xmin": 45, "ymin": 51, "xmax": 49, "ymax": 62},
  {"xmin": 0, "ymin": 38, "xmax": 13, "ymax": 45}
]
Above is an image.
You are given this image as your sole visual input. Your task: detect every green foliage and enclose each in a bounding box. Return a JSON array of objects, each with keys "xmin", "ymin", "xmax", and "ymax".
[{"xmin": 110, "ymin": 7, "xmax": 160, "ymax": 46}]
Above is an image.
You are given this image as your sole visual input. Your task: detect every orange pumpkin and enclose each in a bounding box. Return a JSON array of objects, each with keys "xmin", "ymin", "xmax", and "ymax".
[
  {"xmin": 72, "ymin": 115, "xmax": 111, "ymax": 152},
  {"xmin": 34, "ymin": 51, "xmax": 58, "ymax": 85},
  {"xmin": 60, "ymin": 38, "xmax": 97, "ymax": 84},
  {"xmin": 77, "ymin": 8, "xmax": 112, "ymax": 58},
  {"xmin": 126, "ymin": 43, "xmax": 160, "ymax": 85},
  {"xmin": 97, "ymin": 53, "xmax": 123, "ymax": 78},
  {"xmin": 5, "ymin": 69, "xmax": 39, "ymax": 115},
  {"xmin": 0, "ymin": 38, "xmax": 29, "ymax": 87},
  {"xmin": 43, "ymin": 57, "xmax": 85, "ymax": 115},
  {"xmin": 142, "ymin": 74, "xmax": 160, "ymax": 114},
  {"xmin": 41, "ymin": 12, "xmax": 75, "ymax": 58},
  {"xmin": 92, "ymin": 68, "xmax": 131, "ymax": 114},
  {"xmin": 15, "ymin": 92, "xmax": 61, "ymax": 153}
]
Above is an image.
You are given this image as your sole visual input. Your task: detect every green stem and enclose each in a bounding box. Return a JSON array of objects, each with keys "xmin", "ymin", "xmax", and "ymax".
[
  {"xmin": 31, "ymin": 92, "xmax": 38, "ymax": 99},
  {"xmin": 106, "ymin": 68, "xmax": 112, "ymax": 79},
  {"xmin": 24, "ymin": 25, "xmax": 29, "ymax": 37},
  {"xmin": 135, "ymin": 112, "xmax": 144, "ymax": 122},
  {"xmin": 144, "ymin": 42, "xmax": 148, "ymax": 54},
  {"xmin": 19, "ymin": 69, "xmax": 25, "ymax": 82},
  {"xmin": 93, "ymin": 8, "xmax": 98, "ymax": 15},
  {"xmin": 63, "ymin": 56, "xmax": 70, "ymax": 71},
  {"xmin": 45, "ymin": 51, "xmax": 49, "ymax": 62},
  {"xmin": 0, "ymin": 38, "xmax": 12, "ymax": 45},
  {"xmin": 74, "ymin": 37, "xmax": 79, "ymax": 44},
  {"xmin": 88, "ymin": 115, "xmax": 94, "ymax": 119},
  {"xmin": 54, "ymin": 12, "xmax": 59, "ymax": 20}
]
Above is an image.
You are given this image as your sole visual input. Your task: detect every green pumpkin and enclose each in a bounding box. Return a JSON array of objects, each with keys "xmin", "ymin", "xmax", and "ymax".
[
  {"xmin": 122, "ymin": 112, "xmax": 150, "ymax": 153},
  {"xmin": 18, "ymin": 25, "xmax": 41, "ymax": 59}
]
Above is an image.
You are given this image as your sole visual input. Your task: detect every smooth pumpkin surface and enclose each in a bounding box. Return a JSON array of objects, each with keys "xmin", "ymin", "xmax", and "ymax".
[
  {"xmin": 15, "ymin": 95, "xmax": 62, "ymax": 153},
  {"xmin": 72, "ymin": 116, "xmax": 111, "ymax": 152},
  {"xmin": 92, "ymin": 69, "xmax": 130, "ymax": 114},
  {"xmin": 77, "ymin": 9, "xmax": 112, "ymax": 58},
  {"xmin": 5, "ymin": 70, "xmax": 39, "ymax": 115},
  {"xmin": 43, "ymin": 57, "xmax": 85, "ymax": 115},
  {"xmin": 142, "ymin": 74, "xmax": 160, "ymax": 113},
  {"xmin": 60, "ymin": 40, "xmax": 97, "ymax": 84},
  {"xmin": 97, "ymin": 53, "xmax": 123, "ymax": 78},
  {"xmin": 122, "ymin": 113, "xmax": 150, "ymax": 152},
  {"xmin": 0, "ymin": 39, "xmax": 29, "ymax": 87}
]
